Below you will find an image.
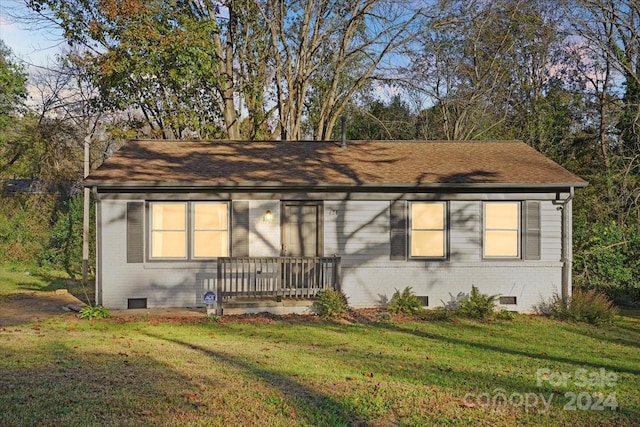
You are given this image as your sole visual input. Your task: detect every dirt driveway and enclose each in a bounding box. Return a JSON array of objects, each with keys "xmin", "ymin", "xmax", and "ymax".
[{"xmin": 0, "ymin": 290, "xmax": 87, "ymax": 327}]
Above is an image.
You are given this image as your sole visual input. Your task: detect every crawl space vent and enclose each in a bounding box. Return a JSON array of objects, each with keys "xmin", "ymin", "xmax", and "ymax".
[{"xmin": 127, "ymin": 298, "xmax": 147, "ymax": 309}]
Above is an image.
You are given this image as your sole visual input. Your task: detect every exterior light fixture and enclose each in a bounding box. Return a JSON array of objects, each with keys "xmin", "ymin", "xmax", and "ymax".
[{"xmin": 263, "ymin": 209, "xmax": 274, "ymax": 223}]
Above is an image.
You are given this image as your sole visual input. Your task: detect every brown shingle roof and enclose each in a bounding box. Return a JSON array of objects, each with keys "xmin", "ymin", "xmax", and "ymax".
[{"xmin": 85, "ymin": 140, "xmax": 587, "ymax": 188}]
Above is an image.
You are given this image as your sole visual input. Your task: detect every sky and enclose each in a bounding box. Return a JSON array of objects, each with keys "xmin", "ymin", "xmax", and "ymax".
[{"xmin": 0, "ymin": 0, "xmax": 63, "ymax": 67}]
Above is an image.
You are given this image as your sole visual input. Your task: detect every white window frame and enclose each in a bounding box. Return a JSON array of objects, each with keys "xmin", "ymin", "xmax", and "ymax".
[
  {"xmin": 409, "ymin": 201, "xmax": 447, "ymax": 259},
  {"xmin": 149, "ymin": 201, "xmax": 229, "ymax": 261},
  {"xmin": 483, "ymin": 202, "xmax": 521, "ymax": 259}
]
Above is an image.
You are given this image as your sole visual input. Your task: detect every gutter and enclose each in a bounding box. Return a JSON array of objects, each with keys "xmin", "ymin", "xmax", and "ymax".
[{"xmin": 84, "ymin": 180, "xmax": 589, "ymax": 192}]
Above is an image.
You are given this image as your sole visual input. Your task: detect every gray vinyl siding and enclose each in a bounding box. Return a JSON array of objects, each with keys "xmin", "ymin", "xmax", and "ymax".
[
  {"xmin": 323, "ymin": 201, "xmax": 390, "ymax": 264},
  {"xmin": 449, "ymin": 201, "xmax": 481, "ymax": 262},
  {"xmin": 248, "ymin": 200, "xmax": 280, "ymax": 257},
  {"xmin": 323, "ymin": 199, "xmax": 562, "ymax": 311},
  {"xmin": 96, "ymin": 194, "xmax": 567, "ymax": 312},
  {"xmin": 99, "ymin": 199, "xmax": 216, "ymax": 309}
]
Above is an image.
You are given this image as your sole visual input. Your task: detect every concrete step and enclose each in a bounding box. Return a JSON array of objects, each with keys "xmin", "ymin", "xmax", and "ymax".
[{"xmin": 210, "ymin": 298, "xmax": 315, "ymax": 316}]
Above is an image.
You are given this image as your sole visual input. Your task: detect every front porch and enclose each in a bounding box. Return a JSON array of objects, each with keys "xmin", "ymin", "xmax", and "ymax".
[{"xmin": 197, "ymin": 256, "xmax": 341, "ymax": 314}]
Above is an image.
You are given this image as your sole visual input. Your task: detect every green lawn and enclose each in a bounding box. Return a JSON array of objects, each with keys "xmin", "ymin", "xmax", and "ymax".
[
  {"xmin": 0, "ymin": 265, "xmax": 78, "ymax": 294},
  {"xmin": 1, "ymin": 269, "xmax": 638, "ymax": 426}
]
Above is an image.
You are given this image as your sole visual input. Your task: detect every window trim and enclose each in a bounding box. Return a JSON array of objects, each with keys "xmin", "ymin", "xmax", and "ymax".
[
  {"xmin": 482, "ymin": 201, "xmax": 521, "ymax": 259},
  {"xmin": 409, "ymin": 201, "xmax": 448, "ymax": 260},
  {"xmin": 148, "ymin": 201, "xmax": 230, "ymax": 261}
]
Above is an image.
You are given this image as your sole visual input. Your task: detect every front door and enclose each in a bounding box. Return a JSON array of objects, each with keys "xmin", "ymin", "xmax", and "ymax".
[
  {"xmin": 281, "ymin": 202, "xmax": 321, "ymax": 257},
  {"xmin": 281, "ymin": 202, "xmax": 322, "ymax": 293}
]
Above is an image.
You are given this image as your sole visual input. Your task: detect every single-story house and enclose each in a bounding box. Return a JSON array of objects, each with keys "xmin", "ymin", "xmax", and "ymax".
[{"xmin": 85, "ymin": 139, "xmax": 587, "ymax": 313}]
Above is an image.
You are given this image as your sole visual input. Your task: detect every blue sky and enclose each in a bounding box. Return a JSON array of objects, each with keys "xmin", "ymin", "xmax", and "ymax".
[{"xmin": 0, "ymin": 1, "xmax": 63, "ymax": 67}]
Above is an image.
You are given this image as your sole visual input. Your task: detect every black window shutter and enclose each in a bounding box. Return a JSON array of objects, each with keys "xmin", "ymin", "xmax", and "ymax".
[
  {"xmin": 127, "ymin": 202, "xmax": 144, "ymax": 263},
  {"xmin": 524, "ymin": 201, "xmax": 541, "ymax": 260},
  {"xmin": 232, "ymin": 201, "xmax": 249, "ymax": 257},
  {"xmin": 390, "ymin": 200, "xmax": 407, "ymax": 260}
]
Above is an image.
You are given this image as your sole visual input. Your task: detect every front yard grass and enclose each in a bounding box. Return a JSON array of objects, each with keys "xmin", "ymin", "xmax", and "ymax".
[{"xmin": 1, "ymin": 307, "xmax": 638, "ymax": 426}]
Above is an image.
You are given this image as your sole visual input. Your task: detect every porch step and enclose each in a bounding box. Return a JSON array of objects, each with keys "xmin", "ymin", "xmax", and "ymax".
[{"xmin": 213, "ymin": 298, "xmax": 315, "ymax": 316}]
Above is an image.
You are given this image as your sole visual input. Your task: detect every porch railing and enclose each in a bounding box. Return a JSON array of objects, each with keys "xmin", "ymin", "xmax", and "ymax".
[{"xmin": 214, "ymin": 256, "xmax": 341, "ymax": 301}]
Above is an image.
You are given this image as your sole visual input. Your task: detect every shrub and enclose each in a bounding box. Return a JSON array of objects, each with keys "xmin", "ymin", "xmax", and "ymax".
[
  {"xmin": 495, "ymin": 309, "xmax": 515, "ymax": 320},
  {"xmin": 314, "ymin": 288, "xmax": 349, "ymax": 319},
  {"xmin": 388, "ymin": 287, "xmax": 424, "ymax": 315},
  {"xmin": 421, "ymin": 307, "xmax": 451, "ymax": 321},
  {"xmin": 79, "ymin": 305, "xmax": 111, "ymax": 319},
  {"xmin": 534, "ymin": 290, "xmax": 618, "ymax": 325},
  {"xmin": 567, "ymin": 289, "xmax": 618, "ymax": 325},
  {"xmin": 457, "ymin": 285, "xmax": 498, "ymax": 320},
  {"xmin": 533, "ymin": 293, "xmax": 566, "ymax": 317}
]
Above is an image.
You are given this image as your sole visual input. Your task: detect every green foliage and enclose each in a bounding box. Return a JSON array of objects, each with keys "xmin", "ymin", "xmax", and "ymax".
[
  {"xmin": 534, "ymin": 290, "xmax": 618, "ymax": 325},
  {"xmin": 314, "ymin": 288, "xmax": 349, "ymax": 319},
  {"xmin": 573, "ymin": 217, "xmax": 640, "ymax": 307},
  {"xmin": 421, "ymin": 307, "xmax": 452, "ymax": 321},
  {"xmin": 339, "ymin": 95, "xmax": 422, "ymax": 140},
  {"xmin": 456, "ymin": 286, "xmax": 498, "ymax": 320},
  {"xmin": 39, "ymin": 195, "xmax": 91, "ymax": 275},
  {"xmin": 205, "ymin": 313, "xmax": 220, "ymax": 323},
  {"xmin": 0, "ymin": 194, "xmax": 94, "ymax": 276},
  {"xmin": 494, "ymin": 309, "xmax": 515, "ymax": 320},
  {"xmin": 387, "ymin": 286, "xmax": 424, "ymax": 315},
  {"xmin": 79, "ymin": 305, "xmax": 111, "ymax": 319},
  {"xmin": 0, "ymin": 40, "xmax": 27, "ymax": 126},
  {"xmin": 0, "ymin": 195, "xmax": 54, "ymax": 267}
]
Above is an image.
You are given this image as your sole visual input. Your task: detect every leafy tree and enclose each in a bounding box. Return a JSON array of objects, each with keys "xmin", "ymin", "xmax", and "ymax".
[
  {"xmin": 340, "ymin": 95, "xmax": 420, "ymax": 140},
  {"xmin": 25, "ymin": 0, "xmax": 422, "ymax": 141},
  {"xmin": 406, "ymin": 0, "xmax": 568, "ymax": 146},
  {"xmin": 0, "ymin": 40, "xmax": 28, "ymax": 175}
]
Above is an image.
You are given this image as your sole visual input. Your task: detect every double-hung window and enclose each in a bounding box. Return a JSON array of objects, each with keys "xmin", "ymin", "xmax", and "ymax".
[
  {"xmin": 151, "ymin": 203, "xmax": 187, "ymax": 259},
  {"xmin": 483, "ymin": 202, "xmax": 520, "ymax": 258},
  {"xmin": 150, "ymin": 202, "xmax": 229, "ymax": 260},
  {"xmin": 410, "ymin": 202, "xmax": 447, "ymax": 258},
  {"xmin": 193, "ymin": 202, "xmax": 228, "ymax": 258}
]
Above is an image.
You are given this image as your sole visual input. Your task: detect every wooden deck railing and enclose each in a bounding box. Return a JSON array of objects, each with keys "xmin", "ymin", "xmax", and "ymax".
[{"xmin": 214, "ymin": 256, "xmax": 341, "ymax": 300}]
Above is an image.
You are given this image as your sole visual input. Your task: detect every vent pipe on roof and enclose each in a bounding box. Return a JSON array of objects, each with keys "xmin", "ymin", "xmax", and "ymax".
[{"xmin": 340, "ymin": 115, "xmax": 347, "ymax": 149}]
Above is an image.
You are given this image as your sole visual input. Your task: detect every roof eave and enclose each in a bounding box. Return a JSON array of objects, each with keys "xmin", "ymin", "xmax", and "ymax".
[{"xmin": 85, "ymin": 180, "xmax": 588, "ymax": 191}]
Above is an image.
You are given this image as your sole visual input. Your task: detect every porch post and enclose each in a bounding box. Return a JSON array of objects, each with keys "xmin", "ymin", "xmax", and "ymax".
[
  {"xmin": 334, "ymin": 256, "xmax": 342, "ymax": 291},
  {"xmin": 216, "ymin": 258, "xmax": 223, "ymax": 316}
]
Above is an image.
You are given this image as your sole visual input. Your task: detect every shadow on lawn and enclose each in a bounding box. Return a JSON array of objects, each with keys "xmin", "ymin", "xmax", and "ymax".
[
  {"xmin": 13, "ymin": 271, "xmax": 94, "ymax": 306},
  {"xmin": 375, "ymin": 322, "xmax": 640, "ymax": 377},
  {"xmin": 168, "ymin": 321, "xmax": 639, "ymax": 425},
  {"xmin": 554, "ymin": 322, "xmax": 640, "ymax": 350},
  {"xmin": 0, "ymin": 341, "xmax": 200, "ymax": 426},
  {"xmin": 145, "ymin": 332, "xmax": 359, "ymax": 426}
]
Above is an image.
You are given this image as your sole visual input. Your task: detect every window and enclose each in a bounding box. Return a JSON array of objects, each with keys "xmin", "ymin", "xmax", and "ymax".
[
  {"xmin": 410, "ymin": 202, "xmax": 446, "ymax": 258},
  {"xmin": 151, "ymin": 203, "xmax": 187, "ymax": 258},
  {"xmin": 150, "ymin": 202, "xmax": 228, "ymax": 260},
  {"xmin": 193, "ymin": 202, "xmax": 228, "ymax": 258},
  {"xmin": 483, "ymin": 202, "xmax": 520, "ymax": 258}
]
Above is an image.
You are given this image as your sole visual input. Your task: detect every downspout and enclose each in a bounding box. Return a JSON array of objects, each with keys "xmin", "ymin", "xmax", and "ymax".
[
  {"xmin": 559, "ymin": 187, "xmax": 575, "ymax": 303},
  {"xmin": 92, "ymin": 186, "xmax": 102, "ymax": 306}
]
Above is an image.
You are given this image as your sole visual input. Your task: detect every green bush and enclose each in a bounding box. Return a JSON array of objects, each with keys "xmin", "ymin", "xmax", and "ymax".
[
  {"xmin": 421, "ymin": 307, "xmax": 452, "ymax": 321},
  {"xmin": 457, "ymin": 285, "xmax": 498, "ymax": 319},
  {"xmin": 79, "ymin": 305, "xmax": 111, "ymax": 319},
  {"xmin": 388, "ymin": 287, "xmax": 424, "ymax": 315},
  {"xmin": 534, "ymin": 290, "xmax": 618, "ymax": 325},
  {"xmin": 495, "ymin": 308, "xmax": 515, "ymax": 320},
  {"xmin": 314, "ymin": 288, "xmax": 349, "ymax": 319}
]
